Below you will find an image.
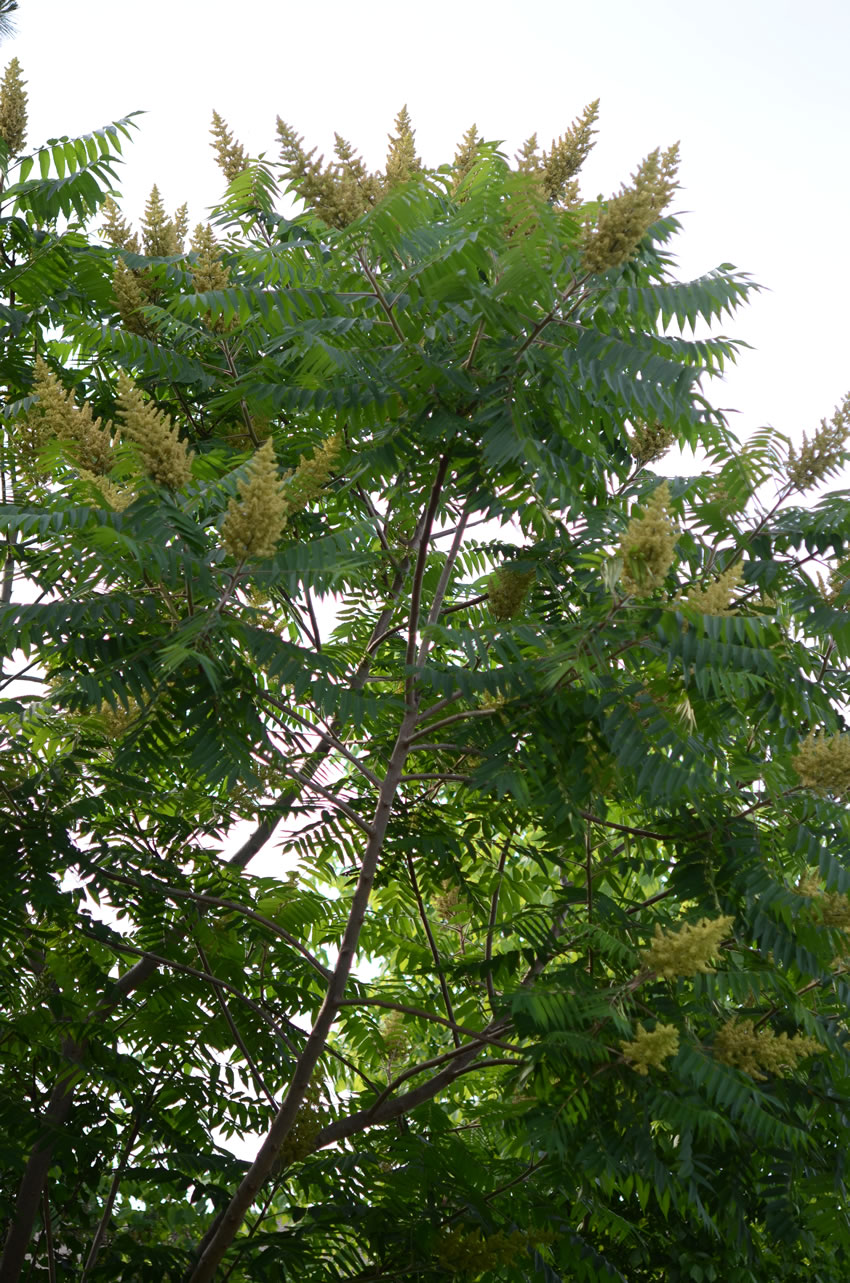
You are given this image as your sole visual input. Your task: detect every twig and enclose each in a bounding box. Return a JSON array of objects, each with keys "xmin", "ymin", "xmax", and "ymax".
[
  {"xmin": 485, "ymin": 825, "xmax": 517, "ymax": 1010},
  {"xmin": 406, "ymin": 854, "xmax": 460, "ymax": 1048}
]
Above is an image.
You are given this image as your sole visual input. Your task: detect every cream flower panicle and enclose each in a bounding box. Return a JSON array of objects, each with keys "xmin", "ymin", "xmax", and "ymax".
[
  {"xmin": 618, "ymin": 481, "xmax": 677, "ymax": 595},
  {"xmin": 221, "ymin": 438, "xmax": 288, "ymax": 561},
  {"xmin": 621, "ymin": 1023, "xmax": 680, "ymax": 1075},
  {"xmin": 642, "ymin": 915, "xmax": 734, "ymax": 979},
  {"xmin": 117, "ymin": 375, "xmax": 194, "ymax": 489}
]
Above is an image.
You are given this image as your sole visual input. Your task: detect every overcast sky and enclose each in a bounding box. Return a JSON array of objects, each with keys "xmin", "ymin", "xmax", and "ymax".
[{"xmin": 7, "ymin": 0, "xmax": 849, "ymax": 444}]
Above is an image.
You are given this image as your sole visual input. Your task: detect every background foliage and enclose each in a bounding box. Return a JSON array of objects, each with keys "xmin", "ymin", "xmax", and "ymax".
[{"xmin": 2, "ymin": 65, "xmax": 850, "ymax": 1283}]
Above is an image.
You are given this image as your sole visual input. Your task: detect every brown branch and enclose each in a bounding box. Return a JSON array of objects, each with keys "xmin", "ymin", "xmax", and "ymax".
[
  {"xmin": 405, "ymin": 854, "xmax": 460, "ymax": 1048},
  {"xmin": 486, "ymin": 824, "xmax": 517, "ymax": 1010},
  {"xmin": 79, "ymin": 1108, "xmax": 143, "ymax": 1283}
]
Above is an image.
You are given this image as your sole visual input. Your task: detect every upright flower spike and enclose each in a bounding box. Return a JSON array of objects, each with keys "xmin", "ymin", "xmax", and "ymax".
[
  {"xmin": 210, "ymin": 110, "xmax": 247, "ymax": 183},
  {"xmin": 25, "ymin": 359, "xmax": 115, "ymax": 475},
  {"xmin": 140, "ymin": 184, "xmax": 180, "ymax": 258},
  {"xmin": 581, "ymin": 143, "xmax": 680, "ymax": 273},
  {"xmin": 0, "ymin": 57, "xmax": 27, "ymax": 155},
  {"xmin": 786, "ymin": 394, "xmax": 850, "ymax": 491},
  {"xmin": 540, "ymin": 99, "xmax": 600, "ymax": 206},
  {"xmin": 221, "ymin": 438, "xmax": 289, "ymax": 561},
  {"xmin": 452, "ymin": 124, "xmax": 481, "ymax": 186},
  {"xmin": 683, "ymin": 563, "xmax": 743, "ymax": 616},
  {"xmin": 112, "ymin": 259, "xmax": 150, "ymax": 335},
  {"xmin": 100, "ymin": 197, "xmax": 139, "ymax": 252},
  {"xmin": 117, "ymin": 375, "xmax": 194, "ymax": 489},
  {"xmin": 385, "ymin": 105, "xmax": 421, "ymax": 188},
  {"xmin": 713, "ymin": 1018, "xmax": 820, "ymax": 1081},
  {"xmin": 618, "ymin": 480, "xmax": 677, "ymax": 595},
  {"xmin": 190, "ymin": 223, "xmax": 230, "ymax": 293},
  {"xmin": 628, "ymin": 419, "xmax": 676, "ymax": 467}
]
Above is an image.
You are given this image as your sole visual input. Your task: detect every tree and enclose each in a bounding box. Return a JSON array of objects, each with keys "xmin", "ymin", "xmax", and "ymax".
[{"xmin": 2, "ymin": 75, "xmax": 850, "ymax": 1282}]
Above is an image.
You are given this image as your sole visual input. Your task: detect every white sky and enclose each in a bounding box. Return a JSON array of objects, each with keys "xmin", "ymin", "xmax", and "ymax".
[{"xmin": 8, "ymin": 0, "xmax": 849, "ymax": 442}]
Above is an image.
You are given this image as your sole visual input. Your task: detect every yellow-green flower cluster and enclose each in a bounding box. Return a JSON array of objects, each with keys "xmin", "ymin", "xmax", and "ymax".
[
  {"xmin": 140, "ymin": 184, "xmax": 183, "ymax": 257},
  {"xmin": 713, "ymin": 1018, "xmax": 819, "ymax": 1081},
  {"xmin": 0, "ymin": 57, "xmax": 27, "ymax": 155},
  {"xmin": 436, "ymin": 1226, "xmax": 529, "ymax": 1276},
  {"xmin": 786, "ymin": 394, "xmax": 850, "ymax": 491},
  {"xmin": 620, "ymin": 1022, "xmax": 680, "ymax": 1075},
  {"xmin": 77, "ymin": 469, "xmax": 135, "ymax": 513},
  {"xmin": 285, "ymin": 435, "xmax": 341, "ymax": 512},
  {"xmin": 274, "ymin": 1084, "xmax": 326, "ymax": 1168},
  {"xmin": 381, "ymin": 1009, "xmax": 411, "ymax": 1067},
  {"xmin": 488, "ymin": 566, "xmax": 535, "ymax": 621},
  {"xmin": 384, "ymin": 105, "xmax": 422, "ymax": 189},
  {"xmin": 190, "ymin": 223, "xmax": 230, "ymax": 293},
  {"xmin": 112, "ymin": 259, "xmax": 150, "ymax": 335},
  {"xmin": 628, "ymin": 419, "xmax": 677, "ymax": 467},
  {"xmin": 642, "ymin": 915, "xmax": 734, "ymax": 979},
  {"xmin": 25, "ymin": 359, "xmax": 115, "ymax": 475},
  {"xmin": 792, "ymin": 732, "xmax": 850, "ymax": 798},
  {"xmin": 618, "ymin": 481, "xmax": 677, "ymax": 595},
  {"xmin": 683, "ymin": 563, "xmax": 743, "ymax": 616},
  {"xmin": 796, "ymin": 874, "xmax": 850, "ymax": 929},
  {"xmin": 582, "ymin": 144, "xmax": 679, "ymax": 273},
  {"xmin": 100, "ymin": 196, "xmax": 139, "ymax": 252},
  {"xmin": 210, "ymin": 110, "xmax": 247, "ymax": 182},
  {"xmin": 96, "ymin": 696, "xmax": 141, "ymax": 739},
  {"xmin": 221, "ymin": 438, "xmax": 288, "ymax": 560},
  {"xmin": 117, "ymin": 375, "xmax": 194, "ymax": 489},
  {"xmin": 452, "ymin": 123, "xmax": 481, "ymax": 187},
  {"xmin": 515, "ymin": 101, "xmax": 600, "ymax": 208}
]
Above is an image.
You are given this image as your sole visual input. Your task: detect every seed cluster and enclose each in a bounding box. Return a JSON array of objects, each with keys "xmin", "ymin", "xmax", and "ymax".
[
  {"xmin": 642, "ymin": 915, "xmax": 734, "ymax": 979},
  {"xmin": 620, "ymin": 1023, "xmax": 680, "ymax": 1075},
  {"xmin": 713, "ymin": 1018, "xmax": 819, "ymax": 1081}
]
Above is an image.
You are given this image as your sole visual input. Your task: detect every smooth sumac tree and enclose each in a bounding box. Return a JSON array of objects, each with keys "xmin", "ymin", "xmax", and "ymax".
[{"xmin": 2, "ymin": 83, "xmax": 850, "ymax": 1282}]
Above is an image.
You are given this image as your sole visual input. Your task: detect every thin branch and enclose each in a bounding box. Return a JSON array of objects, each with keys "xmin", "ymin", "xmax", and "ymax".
[
  {"xmin": 409, "ymin": 706, "xmax": 499, "ymax": 741},
  {"xmin": 277, "ymin": 766, "xmax": 373, "ymax": 835},
  {"xmin": 79, "ymin": 1109, "xmax": 143, "ymax": 1283},
  {"xmin": 405, "ymin": 455, "xmax": 451, "ymax": 701},
  {"xmin": 91, "ymin": 865, "xmax": 331, "ymax": 981},
  {"xmin": 261, "ymin": 693, "xmax": 382, "ymax": 788},
  {"xmin": 336, "ymin": 996, "xmax": 517, "ymax": 1052},
  {"xmin": 485, "ymin": 824, "xmax": 517, "ymax": 1010},
  {"xmin": 406, "ymin": 854, "xmax": 460, "ymax": 1048},
  {"xmin": 41, "ymin": 1186, "xmax": 56, "ymax": 1283}
]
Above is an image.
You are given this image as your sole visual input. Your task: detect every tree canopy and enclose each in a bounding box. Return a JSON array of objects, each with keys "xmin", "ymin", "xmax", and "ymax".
[{"xmin": 3, "ymin": 75, "xmax": 850, "ymax": 1283}]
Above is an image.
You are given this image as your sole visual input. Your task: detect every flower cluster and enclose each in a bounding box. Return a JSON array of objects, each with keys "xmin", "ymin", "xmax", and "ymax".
[
  {"xmin": 628, "ymin": 419, "xmax": 677, "ymax": 467},
  {"xmin": 488, "ymin": 566, "xmax": 535, "ymax": 621},
  {"xmin": 795, "ymin": 874, "xmax": 850, "ymax": 930},
  {"xmin": 683, "ymin": 563, "xmax": 743, "ymax": 616},
  {"xmin": 140, "ymin": 184, "xmax": 186, "ymax": 258},
  {"xmin": 112, "ymin": 259, "xmax": 151, "ymax": 336},
  {"xmin": 436, "ymin": 1226, "xmax": 532, "ymax": 1276},
  {"xmin": 210, "ymin": 110, "xmax": 247, "ymax": 182},
  {"xmin": 77, "ymin": 469, "xmax": 135, "ymax": 513},
  {"xmin": 25, "ymin": 359, "xmax": 115, "ymax": 475},
  {"xmin": 380, "ymin": 1009, "xmax": 411, "ymax": 1069},
  {"xmin": 618, "ymin": 481, "xmax": 677, "ymax": 595},
  {"xmin": 0, "ymin": 57, "xmax": 27, "ymax": 154},
  {"xmin": 117, "ymin": 375, "xmax": 194, "ymax": 489},
  {"xmin": 581, "ymin": 143, "xmax": 679, "ymax": 273},
  {"xmin": 515, "ymin": 100, "xmax": 599, "ymax": 207},
  {"xmin": 792, "ymin": 732, "xmax": 850, "ymax": 799},
  {"xmin": 620, "ymin": 1023, "xmax": 680, "ymax": 1075},
  {"xmin": 190, "ymin": 223, "xmax": 230, "ymax": 294},
  {"xmin": 221, "ymin": 438, "xmax": 289, "ymax": 560},
  {"xmin": 385, "ymin": 105, "xmax": 422, "ymax": 189},
  {"xmin": 274, "ymin": 1084, "xmax": 326, "ymax": 1168},
  {"xmin": 100, "ymin": 196, "xmax": 139, "ymax": 252},
  {"xmin": 96, "ymin": 697, "xmax": 142, "ymax": 739},
  {"xmin": 786, "ymin": 394, "xmax": 850, "ymax": 491},
  {"xmin": 713, "ymin": 1018, "xmax": 820, "ymax": 1081},
  {"xmin": 642, "ymin": 915, "xmax": 734, "ymax": 979},
  {"xmin": 285, "ymin": 434, "xmax": 341, "ymax": 512}
]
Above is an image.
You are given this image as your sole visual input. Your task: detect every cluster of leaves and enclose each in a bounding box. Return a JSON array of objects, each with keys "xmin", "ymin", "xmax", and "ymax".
[{"xmin": 2, "ymin": 69, "xmax": 850, "ymax": 1283}]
